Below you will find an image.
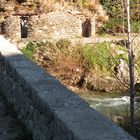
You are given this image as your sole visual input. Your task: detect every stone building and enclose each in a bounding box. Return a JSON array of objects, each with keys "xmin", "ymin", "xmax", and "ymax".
[{"xmin": 0, "ymin": 11, "xmax": 95, "ymax": 41}]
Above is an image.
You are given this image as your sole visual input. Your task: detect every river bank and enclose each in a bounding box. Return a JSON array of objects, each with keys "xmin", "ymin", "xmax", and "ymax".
[
  {"xmin": 80, "ymin": 92, "xmax": 140, "ymax": 140},
  {"xmin": 21, "ymin": 39, "xmax": 134, "ymax": 94}
]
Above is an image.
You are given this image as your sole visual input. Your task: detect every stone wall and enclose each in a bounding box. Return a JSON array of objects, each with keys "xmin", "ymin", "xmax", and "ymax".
[
  {"xmin": 28, "ymin": 12, "xmax": 83, "ymax": 39},
  {"xmin": 1, "ymin": 12, "xmax": 95, "ymax": 41},
  {"xmin": 4, "ymin": 16, "xmax": 21, "ymax": 41},
  {"xmin": 0, "ymin": 35, "xmax": 135, "ymax": 140}
]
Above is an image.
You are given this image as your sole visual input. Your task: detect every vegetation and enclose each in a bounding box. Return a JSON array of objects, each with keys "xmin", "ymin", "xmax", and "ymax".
[
  {"xmin": 99, "ymin": 0, "xmax": 140, "ymax": 33},
  {"xmin": 56, "ymin": 39, "xmax": 71, "ymax": 49},
  {"xmin": 21, "ymin": 42, "xmax": 37, "ymax": 61},
  {"xmin": 21, "ymin": 39, "xmax": 128, "ymax": 77},
  {"xmin": 82, "ymin": 43, "xmax": 110, "ymax": 71},
  {"xmin": 80, "ymin": 42, "xmax": 127, "ymax": 74}
]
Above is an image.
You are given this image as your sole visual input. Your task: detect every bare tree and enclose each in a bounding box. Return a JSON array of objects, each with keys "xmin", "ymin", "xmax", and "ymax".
[{"xmin": 126, "ymin": 0, "xmax": 135, "ymax": 135}]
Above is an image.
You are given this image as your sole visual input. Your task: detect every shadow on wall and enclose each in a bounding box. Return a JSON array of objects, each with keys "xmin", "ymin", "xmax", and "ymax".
[
  {"xmin": 0, "ymin": 17, "xmax": 8, "ymax": 35},
  {"xmin": 82, "ymin": 18, "xmax": 91, "ymax": 37}
]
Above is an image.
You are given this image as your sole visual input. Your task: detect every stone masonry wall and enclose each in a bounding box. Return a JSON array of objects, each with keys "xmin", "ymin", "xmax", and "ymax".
[
  {"xmin": 28, "ymin": 12, "xmax": 82, "ymax": 40},
  {"xmin": 0, "ymin": 35, "xmax": 135, "ymax": 140},
  {"xmin": 5, "ymin": 16, "xmax": 21, "ymax": 41},
  {"xmin": 1, "ymin": 12, "xmax": 95, "ymax": 41}
]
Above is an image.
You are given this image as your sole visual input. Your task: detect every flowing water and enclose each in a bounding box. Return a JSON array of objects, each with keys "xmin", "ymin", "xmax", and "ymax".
[{"xmin": 80, "ymin": 92, "xmax": 140, "ymax": 139}]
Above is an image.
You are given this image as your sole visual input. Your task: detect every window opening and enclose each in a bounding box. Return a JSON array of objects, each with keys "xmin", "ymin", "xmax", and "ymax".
[
  {"xmin": 82, "ymin": 18, "xmax": 91, "ymax": 37},
  {"xmin": 1, "ymin": 17, "xmax": 8, "ymax": 34},
  {"xmin": 20, "ymin": 16, "xmax": 28, "ymax": 38}
]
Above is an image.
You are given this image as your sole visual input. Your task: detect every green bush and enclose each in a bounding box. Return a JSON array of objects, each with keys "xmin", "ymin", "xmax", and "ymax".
[
  {"xmin": 131, "ymin": 21, "xmax": 140, "ymax": 33},
  {"xmin": 81, "ymin": 42, "xmax": 111, "ymax": 70},
  {"xmin": 81, "ymin": 42, "xmax": 127, "ymax": 73},
  {"xmin": 98, "ymin": 17, "xmax": 127, "ymax": 34},
  {"xmin": 21, "ymin": 42, "xmax": 37, "ymax": 61},
  {"xmin": 99, "ymin": 0, "xmax": 139, "ymax": 34},
  {"xmin": 99, "ymin": 0, "xmax": 122, "ymax": 17}
]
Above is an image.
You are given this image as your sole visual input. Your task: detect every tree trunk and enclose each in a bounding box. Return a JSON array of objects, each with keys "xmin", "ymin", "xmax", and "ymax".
[{"xmin": 126, "ymin": 0, "xmax": 135, "ymax": 135}]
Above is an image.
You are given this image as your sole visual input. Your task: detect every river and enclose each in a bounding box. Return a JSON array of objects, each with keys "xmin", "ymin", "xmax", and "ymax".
[{"xmin": 79, "ymin": 92, "xmax": 140, "ymax": 139}]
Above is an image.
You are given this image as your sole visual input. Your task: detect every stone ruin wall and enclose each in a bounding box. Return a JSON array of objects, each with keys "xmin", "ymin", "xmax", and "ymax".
[
  {"xmin": 0, "ymin": 11, "xmax": 95, "ymax": 42},
  {"xmin": 28, "ymin": 12, "xmax": 83, "ymax": 40},
  {"xmin": 0, "ymin": 16, "xmax": 21, "ymax": 41}
]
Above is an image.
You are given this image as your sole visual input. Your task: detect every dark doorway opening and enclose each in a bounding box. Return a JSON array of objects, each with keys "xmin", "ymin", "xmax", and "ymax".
[
  {"xmin": 20, "ymin": 16, "xmax": 28, "ymax": 38},
  {"xmin": 1, "ymin": 17, "xmax": 8, "ymax": 35},
  {"xmin": 82, "ymin": 18, "xmax": 91, "ymax": 37},
  {"xmin": 1, "ymin": 21, "xmax": 7, "ymax": 34}
]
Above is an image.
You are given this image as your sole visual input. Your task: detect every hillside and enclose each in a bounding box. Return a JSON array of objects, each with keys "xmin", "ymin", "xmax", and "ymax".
[
  {"xmin": 0, "ymin": 0, "xmax": 139, "ymax": 33},
  {"xmin": 21, "ymin": 39, "xmax": 133, "ymax": 93},
  {"xmin": 0, "ymin": 0, "xmax": 107, "ymax": 24},
  {"xmin": 99, "ymin": 0, "xmax": 140, "ymax": 34}
]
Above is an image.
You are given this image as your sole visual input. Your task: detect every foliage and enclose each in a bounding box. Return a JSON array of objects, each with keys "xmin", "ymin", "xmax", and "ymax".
[
  {"xmin": 22, "ymin": 40, "xmax": 128, "ymax": 77},
  {"xmin": 81, "ymin": 43, "xmax": 110, "ymax": 71},
  {"xmin": 21, "ymin": 42, "xmax": 37, "ymax": 61},
  {"xmin": 81, "ymin": 42, "xmax": 127, "ymax": 73},
  {"xmin": 98, "ymin": 17, "xmax": 127, "ymax": 34},
  {"xmin": 99, "ymin": 0, "xmax": 140, "ymax": 33},
  {"xmin": 130, "ymin": 0, "xmax": 140, "ymax": 21},
  {"xmin": 114, "ymin": 45, "xmax": 127, "ymax": 61},
  {"xmin": 56, "ymin": 39, "xmax": 71, "ymax": 50},
  {"xmin": 99, "ymin": 0, "xmax": 122, "ymax": 17},
  {"xmin": 37, "ymin": 40, "xmax": 54, "ymax": 48},
  {"xmin": 98, "ymin": 17, "xmax": 140, "ymax": 34},
  {"xmin": 131, "ymin": 21, "xmax": 140, "ymax": 33}
]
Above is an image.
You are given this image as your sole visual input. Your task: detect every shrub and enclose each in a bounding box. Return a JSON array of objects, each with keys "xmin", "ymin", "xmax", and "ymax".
[
  {"xmin": 131, "ymin": 21, "xmax": 140, "ymax": 33},
  {"xmin": 97, "ymin": 17, "xmax": 127, "ymax": 34},
  {"xmin": 56, "ymin": 39, "xmax": 71, "ymax": 49},
  {"xmin": 83, "ymin": 2, "xmax": 98, "ymax": 12},
  {"xmin": 81, "ymin": 42, "xmax": 127, "ymax": 73},
  {"xmin": 21, "ymin": 42, "xmax": 37, "ymax": 61},
  {"xmin": 99, "ymin": 0, "xmax": 140, "ymax": 34},
  {"xmin": 37, "ymin": 40, "xmax": 54, "ymax": 48},
  {"xmin": 81, "ymin": 43, "xmax": 109, "ymax": 70}
]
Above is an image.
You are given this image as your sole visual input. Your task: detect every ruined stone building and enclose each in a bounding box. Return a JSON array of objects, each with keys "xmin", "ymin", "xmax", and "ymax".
[{"xmin": 0, "ymin": 11, "xmax": 95, "ymax": 41}]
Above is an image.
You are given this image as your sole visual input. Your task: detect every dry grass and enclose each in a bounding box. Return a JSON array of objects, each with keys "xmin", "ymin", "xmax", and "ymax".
[
  {"xmin": 83, "ymin": 2, "xmax": 98, "ymax": 12},
  {"xmin": 22, "ymin": 0, "xmax": 101, "ymax": 13},
  {"xmin": 31, "ymin": 40, "xmax": 86, "ymax": 89}
]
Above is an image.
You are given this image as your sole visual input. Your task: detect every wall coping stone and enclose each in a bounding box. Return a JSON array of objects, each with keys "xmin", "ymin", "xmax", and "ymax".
[{"xmin": 0, "ymin": 35, "xmax": 136, "ymax": 140}]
